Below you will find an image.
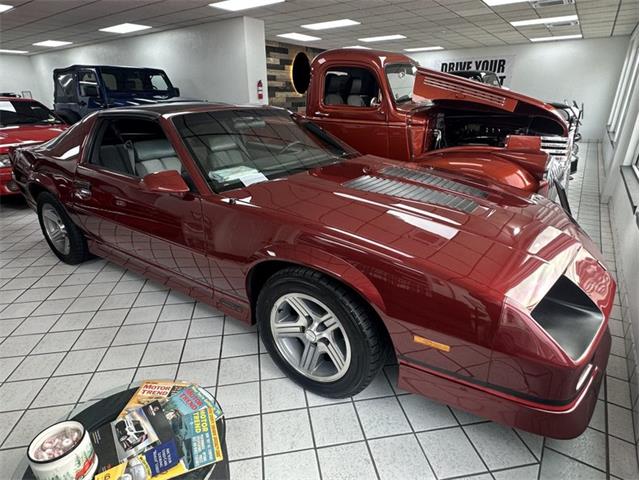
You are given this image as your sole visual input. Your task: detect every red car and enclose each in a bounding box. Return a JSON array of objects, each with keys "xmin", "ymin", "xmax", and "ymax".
[
  {"xmin": 0, "ymin": 97, "xmax": 67, "ymax": 196},
  {"xmin": 11, "ymin": 103, "xmax": 614, "ymax": 439}
]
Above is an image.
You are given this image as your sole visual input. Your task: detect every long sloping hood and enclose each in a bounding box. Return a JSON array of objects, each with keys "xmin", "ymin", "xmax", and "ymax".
[{"xmin": 233, "ymin": 157, "xmax": 601, "ymax": 305}]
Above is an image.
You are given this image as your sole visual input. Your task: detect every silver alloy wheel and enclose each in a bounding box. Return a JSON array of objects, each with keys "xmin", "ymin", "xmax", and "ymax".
[
  {"xmin": 42, "ymin": 204, "xmax": 70, "ymax": 255},
  {"xmin": 270, "ymin": 293, "xmax": 351, "ymax": 382}
]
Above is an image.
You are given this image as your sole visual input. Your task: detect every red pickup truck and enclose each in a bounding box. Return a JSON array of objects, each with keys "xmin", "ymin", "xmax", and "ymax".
[{"xmin": 293, "ymin": 49, "xmax": 572, "ymax": 206}]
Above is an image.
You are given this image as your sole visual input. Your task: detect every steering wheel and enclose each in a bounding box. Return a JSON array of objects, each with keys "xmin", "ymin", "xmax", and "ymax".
[{"xmin": 277, "ymin": 140, "xmax": 304, "ymax": 155}]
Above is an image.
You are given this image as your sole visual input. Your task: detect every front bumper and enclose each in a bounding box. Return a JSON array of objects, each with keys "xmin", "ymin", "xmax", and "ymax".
[
  {"xmin": 0, "ymin": 167, "xmax": 20, "ymax": 196},
  {"xmin": 397, "ymin": 327, "xmax": 610, "ymax": 439}
]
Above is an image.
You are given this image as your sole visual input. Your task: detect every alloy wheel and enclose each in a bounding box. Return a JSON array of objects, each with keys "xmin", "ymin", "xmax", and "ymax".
[
  {"xmin": 270, "ymin": 293, "xmax": 351, "ymax": 382},
  {"xmin": 41, "ymin": 204, "xmax": 71, "ymax": 255}
]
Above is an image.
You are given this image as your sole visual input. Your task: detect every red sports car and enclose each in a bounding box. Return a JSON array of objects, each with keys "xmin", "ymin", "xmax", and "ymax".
[
  {"xmin": 10, "ymin": 103, "xmax": 614, "ymax": 439},
  {"xmin": 0, "ymin": 96, "xmax": 67, "ymax": 196}
]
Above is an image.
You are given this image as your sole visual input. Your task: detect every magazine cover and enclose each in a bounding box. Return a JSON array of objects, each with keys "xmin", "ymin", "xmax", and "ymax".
[
  {"xmin": 119, "ymin": 380, "xmax": 191, "ymax": 419},
  {"xmin": 167, "ymin": 406, "xmax": 223, "ymax": 470},
  {"xmin": 163, "ymin": 385, "xmax": 223, "ymax": 420}
]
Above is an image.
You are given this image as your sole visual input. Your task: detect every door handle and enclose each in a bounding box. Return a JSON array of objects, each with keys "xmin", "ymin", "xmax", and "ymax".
[{"xmin": 73, "ymin": 180, "xmax": 91, "ymax": 199}]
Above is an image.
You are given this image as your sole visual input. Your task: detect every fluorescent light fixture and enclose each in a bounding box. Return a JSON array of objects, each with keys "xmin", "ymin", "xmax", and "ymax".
[
  {"xmin": 277, "ymin": 32, "xmax": 320, "ymax": 42},
  {"xmin": 0, "ymin": 49, "xmax": 28, "ymax": 54},
  {"xmin": 302, "ymin": 19, "xmax": 360, "ymax": 30},
  {"xmin": 511, "ymin": 14, "xmax": 578, "ymax": 27},
  {"xmin": 530, "ymin": 34, "xmax": 582, "ymax": 42},
  {"xmin": 404, "ymin": 46, "xmax": 444, "ymax": 52},
  {"xmin": 358, "ymin": 34, "xmax": 406, "ymax": 43},
  {"xmin": 482, "ymin": 0, "xmax": 529, "ymax": 6},
  {"xmin": 0, "ymin": 3, "xmax": 13, "ymax": 13},
  {"xmin": 33, "ymin": 40, "xmax": 72, "ymax": 47},
  {"xmin": 344, "ymin": 45, "xmax": 371, "ymax": 49},
  {"xmin": 209, "ymin": 0, "xmax": 284, "ymax": 11},
  {"xmin": 99, "ymin": 23, "xmax": 151, "ymax": 34}
]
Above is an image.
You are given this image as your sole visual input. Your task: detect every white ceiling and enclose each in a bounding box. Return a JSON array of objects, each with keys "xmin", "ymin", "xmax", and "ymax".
[{"xmin": 0, "ymin": 0, "xmax": 637, "ymax": 54}]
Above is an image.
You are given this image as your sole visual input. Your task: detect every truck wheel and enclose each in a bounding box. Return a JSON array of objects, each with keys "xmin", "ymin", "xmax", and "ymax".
[
  {"xmin": 257, "ymin": 266, "xmax": 387, "ymax": 398},
  {"xmin": 37, "ymin": 192, "xmax": 89, "ymax": 264}
]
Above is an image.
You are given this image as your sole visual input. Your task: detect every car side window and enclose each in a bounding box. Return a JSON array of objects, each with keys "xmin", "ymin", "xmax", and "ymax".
[
  {"xmin": 323, "ymin": 67, "xmax": 380, "ymax": 108},
  {"xmin": 89, "ymin": 118, "xmax": 185, "ymax": 179},
  {"xmin": 78, "ymin": 70, "xmax": 99, "ymax": 98},
  {"xmin": 55, "ymin": 72, "xmax": 76, "ymax": 102}
]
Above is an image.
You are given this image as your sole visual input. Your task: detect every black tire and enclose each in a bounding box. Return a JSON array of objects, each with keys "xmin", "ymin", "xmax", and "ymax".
[
  {"xmin": 257, "ymin": 266, "xmax": 387, "ymax": 398},
  {"xmin": 37, "ymin": 191, "xmax": 89, "ymax": 264}
]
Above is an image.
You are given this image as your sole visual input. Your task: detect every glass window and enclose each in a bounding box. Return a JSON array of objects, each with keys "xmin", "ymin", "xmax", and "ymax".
[
  {"xmin": 78, "ymin": 70, "xmax": 99, "ymax": 97},
  {"xmin": 55, "ymin": 72, "xmax": 76, "ymax": 102},
  {"xmin": 98, "ymin": 67, "xmax": 172, "ymax": 93},
  {"xmin": 323, "ymin": 67, "xmax": 380, "ymax": 107},
  {"xmin": 173, "ymin": 108, "xmax": 357, "ymax": 193},
  {"xmin": 0, "ymin": 100, "xmax": 63, "ymax": 127},
  {"xmin": 385, "ymin": 63, "xmax": 416, "ymax": 104}
]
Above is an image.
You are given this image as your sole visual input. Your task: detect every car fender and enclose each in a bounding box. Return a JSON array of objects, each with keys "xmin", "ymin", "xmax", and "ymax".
[{"xmin": 247, "ymin": 243, "xmax": 387, "ymax": 315}]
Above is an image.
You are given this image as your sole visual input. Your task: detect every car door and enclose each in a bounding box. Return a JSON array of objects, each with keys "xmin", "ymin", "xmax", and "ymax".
[
  {"xmin": 308, "ymin": 64, "xmax": 389, "ymax": 157},
  {"xmin": 76, "ymin": 69, "xmax": 104, "ymax": 117},
  {"xmin": 71, "ymin": 113, "xmax": 211, "ymax": 289}
]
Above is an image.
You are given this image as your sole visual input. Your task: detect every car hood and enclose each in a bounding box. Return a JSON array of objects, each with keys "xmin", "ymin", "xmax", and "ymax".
[
  {"xmin": 0, "ymin": 124, "xmax": 67, "ymax": 153},
  {"xmin": 230, "ymin": 156, "xmax": 604, "ymax": 307}
]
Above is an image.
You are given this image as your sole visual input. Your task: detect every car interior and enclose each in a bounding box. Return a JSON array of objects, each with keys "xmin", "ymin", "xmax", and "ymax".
[{"xmin": 323, "ymin": 68, "xmax": 380, "ymax": 107}]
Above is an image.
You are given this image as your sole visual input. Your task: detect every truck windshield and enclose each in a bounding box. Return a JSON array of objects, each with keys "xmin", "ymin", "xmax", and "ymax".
[
  {"xmin": 173, "ymin": 108, "xmax": 357, "ymax": 193},
  {"xmin": 385, "ymin": 64, "xmax": 416, "ymax": 104},
  {"xmin": 0, "ymin": 100, "xmax": 62, "ymax": 127},
  {"xmin": 98, "ymin": 67, "xmax": 172, "ymax": 93}
]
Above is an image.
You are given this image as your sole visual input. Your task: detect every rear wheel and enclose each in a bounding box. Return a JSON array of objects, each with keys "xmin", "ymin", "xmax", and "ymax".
[
  {"xmin": 257, "ymin": 266, "xmax": 387, "ymax": 398},
  {"xmin": 37, "ymin": 192, "xmax": 89, "ymax": 264}
]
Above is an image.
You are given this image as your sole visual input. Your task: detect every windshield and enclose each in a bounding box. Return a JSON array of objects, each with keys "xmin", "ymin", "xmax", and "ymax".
[
  {"xmin": 0, "ymin": 100, "xmax": 62, "ymax": 126},
  {"xmin": 173, "ymin": 108, "xmax": 357, "ymax": 193},
  {"xmin": 98, "ymin": 67, "xmax": 173, "ymax": 93},
  {"xmin": 385, "ymin": 63, "xmax": 416, "ymax": 104}
]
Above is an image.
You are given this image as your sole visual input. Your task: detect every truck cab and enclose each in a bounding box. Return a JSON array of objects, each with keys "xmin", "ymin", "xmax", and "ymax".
[
  {"xmin": 294, "ymin": 49, "xmax": 573, "ymax": 202},
  {"xmin": 53, "ymin": 65, "xmax": 182, "ymax": 124}
]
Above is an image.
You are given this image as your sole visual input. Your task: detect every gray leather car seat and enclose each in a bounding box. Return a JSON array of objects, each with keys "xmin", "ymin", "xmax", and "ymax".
[
  {"xmin": 347, "ymin": 78, "xmax": 366, "ymax": 107},
  {"xmin": 132, "ymin": 139, "xmax": 182, "ymax": 176},
  {"xmin": 324, "ymin": 74, "xmax": 345, "ymax": 105},
  {"xmin": 206, "ymin": 135, "xmax": 250, "ymax": 169}
]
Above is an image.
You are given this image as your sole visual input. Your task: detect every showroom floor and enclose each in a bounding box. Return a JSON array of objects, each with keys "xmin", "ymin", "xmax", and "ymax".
[{"xmin": 0, "ymin": 142, "xmax": 637, "ymax": 480}]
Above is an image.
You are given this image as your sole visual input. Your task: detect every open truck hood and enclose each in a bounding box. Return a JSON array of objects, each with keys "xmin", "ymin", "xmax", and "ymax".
[{"xmin": 411, "ymin": 67, "xmax": 566, "ymax": 126}]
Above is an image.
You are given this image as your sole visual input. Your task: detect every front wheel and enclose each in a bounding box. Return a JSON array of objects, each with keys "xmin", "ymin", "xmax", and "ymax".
[
  {"xmin": 257, "ymin": 266, "xmax": 387, "ymax": 398},
  {"xmin": 37, "ymin": 191, "xmax": 89, "ymax": 264}
]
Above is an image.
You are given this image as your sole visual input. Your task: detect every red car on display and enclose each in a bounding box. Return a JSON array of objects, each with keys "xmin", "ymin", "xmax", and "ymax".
[
  {"xmin": 292, "ymin": 49, "xmax": 573, "ymax": 208},
  {"xmin": 11, "ymin": 103, "xmax": 614, "ymax": 439},
  {"xmin": 0, "ymin": 96, "xmax": 67, "ymax": 196}
]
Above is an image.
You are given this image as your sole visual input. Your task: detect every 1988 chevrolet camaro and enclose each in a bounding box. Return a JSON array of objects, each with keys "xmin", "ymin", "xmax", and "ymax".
[{"xmin": 10, "ymin": 102, "xmax": 614, "ymax": 439}]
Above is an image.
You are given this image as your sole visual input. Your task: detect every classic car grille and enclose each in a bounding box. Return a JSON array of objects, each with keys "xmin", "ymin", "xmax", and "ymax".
[
  {"xmin": 540, "ymin": 135, "xmax": 572, "ymax": 195},
  {"xmin": 422, "ymin": 77, "xmax": 509, "ymax": 109},
  {"xmin": 380, "ymin": 166, "xmax": 489, "ymax": 199},
  {"xmin": 344, "ymin": 175, "xmax": 479, "ymax": 213},
  {"xmin": 540, "ymin": 136, "xmax": 570, "ymax": 158}
]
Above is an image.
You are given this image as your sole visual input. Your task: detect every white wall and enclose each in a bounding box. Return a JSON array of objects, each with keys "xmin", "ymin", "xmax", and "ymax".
[
  {"xmin": 410, "ymin": 37, "xmax": 629, "ymax": 140},
  {"xmin": 0, "ymin": 54, "xmax": 40, "ymax": 99},
  {"xmin": 0, "ymin": 16, "xmax": 268, "ymax": 108}
]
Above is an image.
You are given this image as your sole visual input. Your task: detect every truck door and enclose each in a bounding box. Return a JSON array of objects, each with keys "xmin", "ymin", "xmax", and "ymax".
[
  {"xmin": 76, "ymin": 69, "xmax": 103, "ymax": 118},
  {"xmin": 53, "ymin": 69, "xmax": 80, "ymax": 124},
  {"xmin": 309, "ymin": 65, "xmax": 389, "ymax": 157}
]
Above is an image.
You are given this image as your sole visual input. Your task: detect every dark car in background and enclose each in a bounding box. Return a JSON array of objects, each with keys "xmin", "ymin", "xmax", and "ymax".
[{"xmin": 53, "ymin": 65, "xmax": 184, "ymax": 124}]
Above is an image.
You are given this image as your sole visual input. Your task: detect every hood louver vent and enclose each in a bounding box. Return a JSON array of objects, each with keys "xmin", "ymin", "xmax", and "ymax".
[
  {"xmin": 422, "ymin": 77, "xmax": 509, "ymax": 109},
  {"xmin": 381, "ymin": 166, "xmax": 489, "ymax": 199},
  {"xmin": 344, "ymin": 175, "xmax": 479, "ymax": 213}
]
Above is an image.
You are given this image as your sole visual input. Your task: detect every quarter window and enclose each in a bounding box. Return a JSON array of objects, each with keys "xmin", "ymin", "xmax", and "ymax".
[
  {"xmin": 323, "ymin": 67, "xmax": 380, "ymax": 107},
  {"xmin": 55, "ymin": 73, "xmax": 76, "ymax": 102}
]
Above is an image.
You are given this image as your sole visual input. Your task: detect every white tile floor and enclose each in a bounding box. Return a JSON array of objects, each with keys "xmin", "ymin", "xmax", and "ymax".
[{"xmin": 0, "ymin": 142, "xmax": 637, "ymax": 479}]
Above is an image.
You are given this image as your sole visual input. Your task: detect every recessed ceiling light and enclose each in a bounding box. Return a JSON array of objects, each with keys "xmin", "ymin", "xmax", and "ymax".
[
  {"xmin": 530, "ymin": 34, "xmax": 582, "ymax": 42},
  {"xmin": 358, "ymin": 34, "xmax": 406, "ymax": 43},
  {"xmin": 0, "ymin": 3, "xmax": 13, "ymax": 13},
  {"xmin": 404, "ymin": 46, "xmax": 444, "ymax": 52},
  {"xmin": 511, "ymin": 14, "xmax": 578, "ymax": 27},
  {"xmin": 33, "ymin": 40, "xmax": 72, "ymax": 47},
  {"xmin": 0, "ymin": 49, "xmax": 28, "ymax": 54},
  {"xmin": 99, "ymin": 23, "xmax": 151, "ymax": 34},
  {"xmin": 301, "ymin": 19, "xmax": 360, "ymax": 30},
  {"xmin": 482, "ymin": 0, "xmax": 529, "ymax": 6},
  {"xmin": 277, "ymin": 32, "xmax": 320, "ymax": 42},
  {"xmin": 344, "ymin": 45, "xmax": 371, "ymax": 49},
  {"xmin": 209, "ymin": 0, "xmax": 284, "ymax": 11}
]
